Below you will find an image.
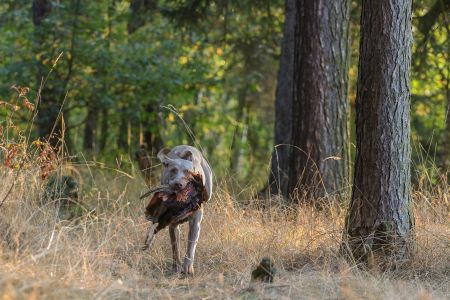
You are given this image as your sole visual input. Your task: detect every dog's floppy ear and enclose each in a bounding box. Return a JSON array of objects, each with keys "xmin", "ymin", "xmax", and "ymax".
[
  {"xmin": 157, "ymin": 148, "xmax": 171, "ymax": 163},
  {"xmin": 177, "ymin": 150, "xmax": 193, "ymax": 162}
]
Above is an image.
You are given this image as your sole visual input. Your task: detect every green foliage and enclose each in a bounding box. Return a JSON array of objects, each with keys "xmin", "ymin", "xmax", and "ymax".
[
  {"xmin": 0, "ymin": 0, "xmax": 448, "ymax": 187},
  {"xmin": 411, "ymin": 0, "xmax": 450, "ymax": 182}
]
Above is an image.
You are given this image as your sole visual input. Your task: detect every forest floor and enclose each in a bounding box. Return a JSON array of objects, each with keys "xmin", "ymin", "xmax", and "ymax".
[{"xmin": 0, "ymin": 166, "xmax": 449, "ymax": 299}]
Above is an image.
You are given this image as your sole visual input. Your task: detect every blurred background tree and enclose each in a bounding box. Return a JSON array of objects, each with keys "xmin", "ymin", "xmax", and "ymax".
[{"xmin": 0, "ymin": 0, "xmax": 448, "ymax": 191}]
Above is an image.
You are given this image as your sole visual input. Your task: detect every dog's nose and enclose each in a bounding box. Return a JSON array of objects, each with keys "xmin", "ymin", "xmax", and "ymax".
[{"xmin": 172, "ymin": 182, "xmax": 183, "ymax": 190}]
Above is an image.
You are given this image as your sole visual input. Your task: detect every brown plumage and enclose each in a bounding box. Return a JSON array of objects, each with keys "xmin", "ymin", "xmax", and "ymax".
[{"xmin": 141, "ymin": 173, "xmax": 208, "ymax": 250}]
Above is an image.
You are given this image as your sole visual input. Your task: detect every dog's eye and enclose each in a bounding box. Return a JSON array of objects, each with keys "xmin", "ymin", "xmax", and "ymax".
[
  {"xmin": 162, "ymin": 162, "xmax": 168, "ymax": 168},
  {"xmin": 170, "ymin": 168, "xmax": 178, "ymax": 175}
]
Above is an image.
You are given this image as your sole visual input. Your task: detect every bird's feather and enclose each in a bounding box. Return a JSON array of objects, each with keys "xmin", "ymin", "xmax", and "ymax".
[{"xmin": 142, "ymin": 173, "xmax": 208, "ymax": 236}]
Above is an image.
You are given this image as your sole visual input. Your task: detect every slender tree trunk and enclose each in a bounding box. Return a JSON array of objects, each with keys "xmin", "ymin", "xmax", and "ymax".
[
  {"xmin": 126, "ymin": 0, "xmax": 162, "ymax": 181},
  {"xmin": 33, "ymin": 0, "xmax": 79, "ymax": 151},
  {"xmin": 267, "ymin": 0, "xmax": 350, "ymax": 200},
  {"xmin": 442, "ymin": 55, "xmax": 450, "ymax": 178},
  {"xmin": 98, "ymin": 0, "xmax": 115, "ymax": 153},
  {"xmin": 128, "ymin": 0, "xmax": 155, "ymax": 34},
  {"xmin": 444, "ymin": 94, "xmax": 450, "ymax": 177},
  {"xmin": 136, "ymin": 104, "xmax": 162, "ymax": 185},
  {"xmin": 99, "ymin": 108, "xmax": 109, "ymax": 152},
  {"xmin": 418, "ymin": 0, "xmax": 450, "ymax": 36},
  {"xmin": 230, "ymin": 84, "xmax": 248, "ymax": 173},
  {"xmin": 142, "ymin": 103, "xmax": 163, "ymax": 155},
  {"xmin": 266, "ymin": 0, "xmax": 296, "ymax": 196},
  {"xmin": 32, "ymin": 0, "xmax": 61, "ymax": 148},
  {"xmin": 117, "ymin": 108, "xmax": 128, "ymax": 150},
  {"xmin": 344, "ymin": 0, "xmax": 415, "ymax": 265},
  {"xmin": 83, "ymin": 101, "xmax": 98, "ymax": 151}
]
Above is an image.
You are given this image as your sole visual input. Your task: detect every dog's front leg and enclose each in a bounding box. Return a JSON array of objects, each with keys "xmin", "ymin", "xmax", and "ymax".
[
  {"xmin": 169, "ymin": 225, "xmax": 181, "ymax": 273},
  {"xmin": 183, "ymin": 209, "xmax": 203, "ymax": 275}
]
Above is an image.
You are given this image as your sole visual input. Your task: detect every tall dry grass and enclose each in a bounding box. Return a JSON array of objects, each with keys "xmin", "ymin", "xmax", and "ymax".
[
  {"xmin": 0, "ymin": 161, "xmax": 449, "ymax": 299},
  {"xmin": 1, "ymin": 85, "xmax": 449, "ymax": 299}
]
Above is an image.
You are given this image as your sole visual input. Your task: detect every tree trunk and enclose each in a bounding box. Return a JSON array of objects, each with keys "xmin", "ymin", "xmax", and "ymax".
[
  {"xmin": 83, "ymin": 101, "xmax": 98, "ymax": 151},
  {"xmin": 266, "ymin": 0, "xmax": 296, "ymax": 196},
  {"xmin": 98, "ymin": 0, "xmax": 115, "ymax": 153},
  {"xmin": 127, "ymin": 0, "xmax": 162, "ymax": 181},
  {"xmin": 135, "ymin": 104, "xmax": 162, "ymax": 185},
  {"xmin": 142, "ymin": 103, "xmax": 163, "ymax": 155},
  {"xmin": 444, "ymin": 95, "xmax": 450, "ymax": 179},
  {"xmin": 32, "ymin": 0, "xmax": 61, "ymax": 149},
  {"xmin": 99, "ymin": 108, "xmax": 109, "ymax": 152},
  {"xmin": 418, "ymin": 0, "xmax": 450, "ymax": 36},
  {"xmin": 267, "ymin": 0, "xmax": 350, "ymax": 200},
  {"xmin": 229, "ymin": 84, "xmax": 249, "ymax": 173},
  {"xmin": 33, "ymin": 0, "xmax": 79, "ymax": 151},
  {"xmin": 117, "ymin": 108, "xmax": 129, "ymax": 151},
  {"xmin": 128, "ymin": 0, "xmax": 155, "ymax": 34},
  {"xmin": 344, "ymin": 0, "xmax": 415, "ymax": 265}
]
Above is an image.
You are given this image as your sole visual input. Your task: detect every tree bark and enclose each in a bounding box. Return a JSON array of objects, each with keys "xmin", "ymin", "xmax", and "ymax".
[
  {"xmin": 128, "ymin": 0, "xmax": 155, "ymax": 34},
  {"xmin": 229, "ymin": 84, "xmax": 249, "ymax": 173},
  {"xmin": 266, "ymin": 0, "xmax": 296, "ymax": 196},
  {"xmin": 32, "ymin": 0, "xmax": 51, "ymax": 25},
  {"xmin": 83, "ymin": 101, "xmax": 98, "ymax": 151},
  {"xmin": 267, "ymin": 0, "xmax": 350, "ymax": 200},
  {"xmin": 344, "ymin": 0, "xmax": 415, "ymax": 265},
  {"xmin": 99, "ymin": 108, "xmax": 109, "ymax": 152},
  {"xmin": 32, "ymin": 0, "xmax": 61, "ymax": 148},
  {"xmin": 444, "ymin": 94, "xmax": 450, "ymax": 178},
  {"xmin": 142, "ymin": 103, "xmax": 163, "ymax": 154},
  {"xmin": 117, "ymin": 107, "xmax": 129, "ymax": 151},
  {"xmin": 127, "ymin": 0, "xmax": 163, "ymax": 181}
]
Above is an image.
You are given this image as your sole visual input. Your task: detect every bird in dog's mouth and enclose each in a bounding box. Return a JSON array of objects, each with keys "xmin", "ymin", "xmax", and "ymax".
[{"xmin": 140, "ymin": 172, "xmax": 208, "ymax": 250}]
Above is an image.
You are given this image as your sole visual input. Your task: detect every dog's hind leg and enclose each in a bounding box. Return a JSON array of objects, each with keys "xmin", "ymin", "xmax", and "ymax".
[
  {"xmin": 169, "ymin": 225, "xmax": 181, "ymax": 273},
  {"xmin": 183, "ymin": 209, "xmax": 203, "ymax": 275}
]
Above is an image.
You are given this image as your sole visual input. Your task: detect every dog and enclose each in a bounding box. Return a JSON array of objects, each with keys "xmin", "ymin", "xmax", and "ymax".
[{"xmin": 156, "ymin": 145, "xmax": 212, "ymax": 275}]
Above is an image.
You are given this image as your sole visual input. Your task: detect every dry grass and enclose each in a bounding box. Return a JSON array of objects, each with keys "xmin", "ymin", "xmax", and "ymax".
[{"xmin": 0, "ymin": 163, "xmax": 449, "ymax": 300}]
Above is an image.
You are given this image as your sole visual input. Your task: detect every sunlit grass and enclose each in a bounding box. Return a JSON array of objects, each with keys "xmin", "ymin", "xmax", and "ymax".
[{"xmin": 0, "ymin": 161, "xmax": 448, "ymax": 299}]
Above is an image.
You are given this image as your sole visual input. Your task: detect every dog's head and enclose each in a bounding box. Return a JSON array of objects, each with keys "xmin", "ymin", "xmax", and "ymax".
[{"xmin": 157, "ymin": 147, "xmax": 202, "ymax": 191}]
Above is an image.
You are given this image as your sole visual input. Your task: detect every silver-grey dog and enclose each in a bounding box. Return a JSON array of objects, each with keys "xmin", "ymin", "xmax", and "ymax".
[{"xmin": 156, "ymin": 145, "xmax": 213, "ymax": 275}]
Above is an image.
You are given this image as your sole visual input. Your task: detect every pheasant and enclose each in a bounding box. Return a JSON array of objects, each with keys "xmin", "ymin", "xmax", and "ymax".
[{"xmin": 141, "ymin": 172, "xmax": 208, "ymax": 250}]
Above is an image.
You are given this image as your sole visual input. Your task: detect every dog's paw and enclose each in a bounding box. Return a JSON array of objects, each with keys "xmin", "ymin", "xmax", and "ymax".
[
  {"xmin": 182, "ymin": 259, "xmax": 194, "ymax": 276},
  {"xmin": 171, "ymin": 263, "xmax": 181, "ymax": 274}
]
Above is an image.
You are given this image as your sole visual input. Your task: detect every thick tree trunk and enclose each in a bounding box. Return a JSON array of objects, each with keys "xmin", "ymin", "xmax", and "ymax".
[
  {"xmin": 344, "ymin": 0, "xmax": 415, "ymax": 264},
  {"xmin": 268, "ymin": 0, "xmax": 350, "ymax": 200}
]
